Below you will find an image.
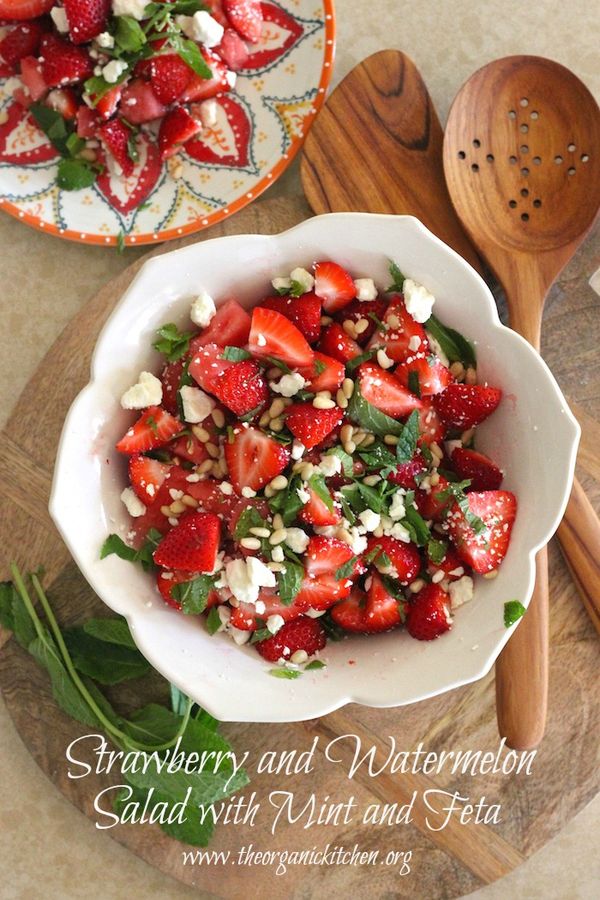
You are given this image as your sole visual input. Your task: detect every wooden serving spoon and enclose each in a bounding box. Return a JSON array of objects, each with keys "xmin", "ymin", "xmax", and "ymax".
[{"xmin": 443, "ymin": 56, "xmax": 600, "ymax": 749}]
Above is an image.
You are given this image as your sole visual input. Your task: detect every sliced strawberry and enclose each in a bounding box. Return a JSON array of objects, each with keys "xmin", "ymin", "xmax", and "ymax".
[
  {"xmin": 366, "ymin": 536, "xmax": 421, "ymax": 584},
  {"xmin": 181, "ymin": 50, "xmax": 230, "ymax": 102},
  {"xmin": 334, "ymin": 295, "xmax": 388, "ymax": 345},
  {"xmin": 19, "ymin": 55, "xmax": 47, "ymax": 100},
  {"xmin": 331, "ymin": 576, "xmax": 406, "ymax": 633},
  {"xmin": 191, "ymin": 299, "xmax": 251, "ymax": 349},
  {"xmin": 98, "ymin": 117, "xmax": 135, "ymax": 176},
  {"xmin": 224, "ymin": 425, "xmax": 290, "ymax": 494},
  {"xmin": 214, "ymin": 27, "xmax": 249, "ymax": 70},
  {"xmin": 227, "ymin": 496, "xmax": 270, "ymax": 538},
  {"xmin": 417, "ymin": 398, "xmax": 446, "ymax": 446},
  {"xmin": 284, "ymin": 403, "xmax": 343, "ymax": 450},
  {"xmin": 76, "ymin": 104, "xmax": 97, "ymax": 138},
  {"xmin": 388, "ymin": 451, "xmax": 427, "ymax": 488},
  {"xmin": 95, "ymin": 84, "xmax": 121, "ymax": 120},
  {"xmin": 150, "ymin": 54, "xmax": 193, "ymax": 105},
  {"xmin": 451, "ymin": 447, "xmax": 503, "ymax": 491},
  {"xmin": 120, "ymin": 78, "xmax": 167, "ymax": 125},
  {"xmin": 426, "ymin": 543, "xmax": 468, "ymax": 582},
  {"xmin": 158, "ymin": 105, "xmax": 201, "ymax": 160},
  {"xmin": 414, "ymin": 475, "xmax": 452, "ymax": 521},
  {"xmin": 395, "ymin": 353, "xmax": 453, "ymax": 397},
  {"xmin": 357, "ymin": 362, "xmax": 422, "ymax": 418},
  {"xmin": 171, "ymin": 433, "xmax": 210, "ymax": 465},
  {"xmin": 160, "ymin": 358, "xmax": 186, "ymax": 415},
  {"xmin": 446, "ymin": 490, "xmax": 517, "ymax": 574},
  {"xmin": 116, "ymin": 406, "xmax": 182, "ymax": 454},
  {"xmin": 44, "ymin": 87, "xmax": 77, "ymax": 119},
  {"xmin": 129, "ymin": 454, "xmax": 171, "ymax": 503},
  {"xmin": 230, "ymin": 594, "xmax": 307, "ymax": 631},
  {"xmin": 157, "ymin": 568, "xmax": 221, "ymax": 611},
  {"xmin": 187, "ymin": 478, "xmax": 238, "ymax": 519},
  {"xmin": 329, "ymin": 586, "xmax": 367, "ymax": 631},
  {"xmin": 153, "ymin": 511, "xmax": 221, "ymax": 572},
  {"xmin": 0, "ymin": 0, "xmax": 53, "ymax": 20},
  {"xmin": 317, "ymin": 323, "xmax": 362, "ymax": 363},
  {"xmin": 255, "ymin": 616, "xmax": 326, "ymax": 662},
  {"xmin": 248, "ymin": 307, "xmax": 314, "ymax": 369},
  {"xmin": 314, "ymin": 261, "xmax": 356, "ymax": 313},
  {"xmin": 298, "ymin": 485, "xmax": 341, "ymax": 527},
  {"xmin": 406, "ymin": 583, "xmax": 452, "ymax": 640},
  {"xmin": 295, "ymin": 536, "xmax": 362, "ymax": 610},
  {"xmin": 128, "ymin": 465, "xmax": 192, "ymax": 544},
  {"xmin": 63, "ymin": 0, "xmax": 110, "ymax": 44},
  {"xmin": 0, "ymin": 21, "xmax": 43, "ymax": 67},
  {"xmin": 367, "ymin": 296, "xmax": 429, "ymax": 362},
  {"xmin": 189, "ymin": 343, "xmax": 235, "ymax": 394},
  {"xmin": 260, "ymin": 292, "xmax": 322, "ymax": 344},
  {"xmin": 297, "ymin": 352, "xmax": 345, "ymax": 394},
  {"xmin": 205, "ymin": 0, "xmax": 229, "ymax": 27},
  {"xmin": 434, "ymin": 383, "xmax": 502, "ymax": 429},
  {"xmin": 13, "ymin": 85, "xmax": 33, "ymax": 108},
  {"xmin": 212, "ymin": 359, "xmax": 268, "ymax": 417},
  {"xmin": 39, "ymin": 33, "xmax": 92, "ymax": 87},
  {"xmin": 223, "ymin": 0, "xmax": 263, "ymax": 43}
]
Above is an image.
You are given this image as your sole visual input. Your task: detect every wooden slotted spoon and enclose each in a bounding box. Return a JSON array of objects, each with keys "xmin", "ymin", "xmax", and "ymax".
[{"xmin": 444, "ymin": 55, "xmax": 600, "ymax": 749}]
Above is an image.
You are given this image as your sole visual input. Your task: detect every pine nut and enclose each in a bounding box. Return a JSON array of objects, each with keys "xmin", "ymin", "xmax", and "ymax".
[
  {"xmin": 270, "ymin": 416, "xmax": 284, "ymax": 431},
  {"xmin": 342, "ymin": 378, "xmax": 355, "ymax": 398},
  {"xmin": 343, "ymin": 440, "xmax": 356, "ymax": 454},
  {"xmin": 461, "ymin": 428, "xmax": 475, "ymax": 444},
  {"xmin": 206, "ymin": 442, "xmax": 220, "ymax": 458},
  {"xmin": 387, "ymin": 314, "xmax": 400, "ymax": 330},
  {"xmin": 229, "ymin": 596, "xmax": 240, "ymax": 608},
  {"xmin": 192, "ymin": 425, "xmax": 210, "ymax": 442},
  {"xmin": 316, "ymin": 390, "xmax": 332, "ymax": 399},
  {"xmin": 160, "ymin": 505, "xmax": 172, "ymax": 517},
  {"xmin": 354, "ymin": 318, "xmax": 369, "ymax": 335},
  {"xmin": 431, "ymin": 569, "xmax": 445, "ymax": 583},
  {"xmin": 270, "ymin": 475, "xmax": 288, "ymax": 491},
  {"xmin": 300, "ymin": 462, "xmax": 315, "ymax": 479},
  {"xmin": 240, "ymin": 537, "xmax": 261, "ymax": 550},
  {"xmin": 429, "ymin": 472, "xmax": 440, "ymax": 487},
  {"xmin": 465, "ymin": 367, "xmax": 477, "ymax": 385},
  {"xmin": 170, "ymin": 500, "xmax": 186, "ymax": 514},
  {"xmin": 342, "ymin": 319, "xmax": 357, "ymax": 337},
  {"xmin": 377, "ymin": 349, "xmax": 394, "ymax": 369},
  {"xmin": 483, "ymin": 569, "xmax": 499, "ymax": 580},
  {"xmin": 372, "ymin": 524, "xmax": 384, "ymax": 538},
  {"xmin": 272, "ymin": 514, "xmax": 284, "ymax": 530},
  {"xmin": 211, "ymin": 408, "xmax": 225, "ymax": 428},
  {"xmin": 336, "ymin": 527, "xmax": 352, "ymax": 544},
  {"xmin": 264, "ymin": 485, "xmax": 275, "ymax": 498},
  {"xmin": 384, "ymin": 434, "xmax": 399, "ymax": 445},
  {"xmin": 182, "ymin": 495, "xmax": 199, "ymax": 507},
  {"xmin": 361, "ymin": 433, "xmax": 375, "ymax": 447},
  {"xmin": 269, "ymin": 528, "xmax": 288, "ymax": 545},
  {"xmin": 450, "ymin": 361, "xmax": 465, "ymax": 378},
  {"xmin": 409, "ymin": 578, "xmax": 425, "ymax": 593},
  {"xmin": 336, "ymin": 389, "xmax": 348, "ymax": 408},
  {"xmin": 363, "ymin": 475, "xmax": 380, "ymax": 486},
  {"xmin": 320, "ymin": 315, "xmax": 333, "ymax": 325},
  {"xmin": 290, "ymin": 649, "xmax": 308, "ymax": 664},
  {"xmin": 249, "ymin": 527, "xmax": 271, "ymax": 538},
  {"xmin": 313, "ymin": 396, "xmax": 336, "ymax": 409},
  {"xmin": 340, "ymin": 424, "xmax": 354, "ymax": 443},
  {"xmin": 267, "ymin": 562, "xmax": 286, "ymax": 572},
  {"xmin": 198, "ymin": 459, "xmax": 214, "ymax": 474},
  {"xmin": 269, "ymin": 398, "xmax": 285, "ymax": 418},
  {"xmin": 259, "ymin": 411, "xmax": 271, "ymax": 427}
]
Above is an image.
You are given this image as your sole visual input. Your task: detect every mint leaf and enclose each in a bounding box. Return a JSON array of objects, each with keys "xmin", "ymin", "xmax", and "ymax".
[
  {"xmin": 153, "ymin": 322, "xmax": 193, "ymax": 362},
  {"xmin": 334, "ymin": 556, "xmax": 358, "ymax": 580},
  {"xmin": 395, "ymin": 409, "xmax": 420, "ymax": 464},
  {"xmin": 57, "ymin": 158, "xmax": 98, "ymax": 191},
  {"xmin": 268, "ymin": 476, "xmax": 304, "ymax": 526},
  {"xmin": 359, "ymin": 442, "xmax": 397, "ymax": 471},
  {"xmin": 408, "ymin": 369, "xmax": 421, "ymax": 397},
  {"xmin": 82, "ymin": 617, "xmax": 137, "ymax": 650},
  {"xmin": 263, "ymin": 355, "xmax": 292, "ymax": 374},
  {"xmin": 29, "ymin": 103, "xmax": 71, "ymax": 154},
  {"xmin": 0, "ymin": 580, "xmax": 36, "ymax": 648},
  {"xmin": 206, "ymin": 606, "xmax": 221, "ymax": 635},
  {"xmin": 323, "ymin": 446, "xmax": 354, "ymax": 476},
  {"xmin": 305, "ymin": 659, "xmax": 326, "ymax": 670},
  {"xmin": 425, "ymin": 314, "xmax": 476, "ymax": 367},
  {"xmin": 308, "ymin": 473, "xmax": 333, "ymax": 511},
  {"xmin": 115, "ymin": 15, "xmax": 147, "ymax": 52},
  {"xmin": 222, "ymin": 346, "xmax": 252, "ymax": 361},
  {"xmin": 169, "ymin": 33, "xmax": 212, "ymax": 78},
  {"xmin": 504, "ymin": 600, "xmax": 526, "ymax": 628},
  {"xmin": 345, "ymin": 349, "xmax": 376, "ymax": 372},
  {"xmin": 427, "ymin": 539, "xmax": 447, "ymax": 565},
  {"xmin": 321, "ymin": 613, "xmax": 348, "ymax": 641},
  {"xmin": 63, "ymin": 628, "xmax": 151, "ymax": 684},
  {"xmin": 269, "ymin": 668, "xmax": 302, "ymax": 679},
  {"xmin": 277, "ymin": 562, "xmax": 303, "ymax": 607},
  {"xmin": 172, "ymin": 574, "xmax": 216, "ymax": 615},
  {"xmin": 387, "ymin": 260, "xmax": 405, "ymax": 292},
  {"xmin": 233, "ymin": 505, "xmax": 267, "ymax": 541},
  {"xmin": 402, "ymin": 503, "xmax": 431, "ymax": 546},
  {"xmin": 314, "ymin": 358, "xmax": 327, "ymax": 375},
  {"xmin": 100, "ymin": 529, "xmax": 161, "ymax": 572},
  {"xmin": 250, "ymin": 627, "xmax": 271, "ymax": 643},
  {"xmin": 347, "ymin": 382, "xmax": 404, "ymax": 438}
]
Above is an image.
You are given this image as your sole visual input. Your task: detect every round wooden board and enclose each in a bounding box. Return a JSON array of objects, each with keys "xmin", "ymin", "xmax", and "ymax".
[{"xmin": 0, "ymin": 195, "xmax": 599, "ymax": 900}]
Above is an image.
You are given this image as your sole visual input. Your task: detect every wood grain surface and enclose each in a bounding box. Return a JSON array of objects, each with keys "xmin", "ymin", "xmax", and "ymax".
[{"xmin": 0, "ymin": 195, "xmax": 599, "ymax": 899}]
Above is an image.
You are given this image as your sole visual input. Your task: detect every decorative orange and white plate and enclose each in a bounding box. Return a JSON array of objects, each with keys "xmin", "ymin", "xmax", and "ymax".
[{"xmin": 0, "ymin": 1, "xmax": 334, "ymax": 247}]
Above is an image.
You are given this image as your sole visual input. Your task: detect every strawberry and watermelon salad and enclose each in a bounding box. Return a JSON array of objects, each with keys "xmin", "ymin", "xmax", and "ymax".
[
  {"xmin": 0, "ymin": 0, "xmax": 260, "ymax": 190},
  {"xmin": 102, "ymin": 258, "xmax": 517, "ymax": 674}
]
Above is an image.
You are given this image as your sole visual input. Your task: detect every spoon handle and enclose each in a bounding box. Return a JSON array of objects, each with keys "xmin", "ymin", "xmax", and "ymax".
[{"xmin": 557, "ymin": 479, "xmax": 600, "ymax": 634}]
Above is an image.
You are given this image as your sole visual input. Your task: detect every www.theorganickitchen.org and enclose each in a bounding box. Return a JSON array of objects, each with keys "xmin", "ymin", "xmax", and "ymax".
[{"xmin": 181, "ymin": 843, "xmax": 413, "ymax": 877}]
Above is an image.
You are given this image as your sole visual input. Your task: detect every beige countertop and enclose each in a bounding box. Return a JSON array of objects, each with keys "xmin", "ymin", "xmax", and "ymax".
[{"xmin": 1, "ymin": 1, "xmax": 599, "ymax": 896}]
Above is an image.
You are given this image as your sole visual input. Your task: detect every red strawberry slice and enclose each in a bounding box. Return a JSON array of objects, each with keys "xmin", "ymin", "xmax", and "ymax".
[
  {"xmin": 229, "ymin": 584, "xmax": 305, "ymax": 630},
  {"xmin": 76, "ymin": 104, "xmax": 97, "ymax": 138},
  {"xmin": 317, "ymin": 323, "xmax": 362, "ymax": 363},
  {"xmin": 127, "ymin": 465, "xmax": 193, "ymax": 544},
  {"xmin": 212, "ymin": 359, "xmax": 268, "ymax": 417},
  {"xmin": 452, "ymin": 447, "xmax": 503, "ymax": 491},
  {"xmin": 406, "ymin": 583, "xmax": 452, "ymax": 640},
  {"xmin": 205, "ymin": 0, "xmax": 229, "ymax": 27},
  {"xmin": 357, "ymin": 363, "xmax": 422, "ymax": 418},
  {"xmin": 284, "ymin": 403, "xmax": 343, "ymax": 450},
  {"xmin": 434, "ymin": 384, "xmax": 502, "ymax": 429},
  {"xmin": 366, "ymin": 536, "xmax": 421, "ymax": 584},
  {"xmin": 95, "ymin": 132, "xmax": 162, "ymax": 214},
  {"xmin": 156, "ymin": 568, "xmax": 221, "ymax": 611},
  {"xmin": 158, "ymin": 105, "xmax": 201, "ymax": 159},
  {"xmin": 45, "ymin": 87, "xmax": 77, "ymax": 119},
  {"xmin": 0, "ymin": 21, "xmax": 43, "ymax": 67},
  {"xmin": 388, "ymin": 451, "xmax": 427, "ymax": 488},
  {"xmin": 215, "ymin": 27, "xmax": 249, "ymax": 70},
  {"xmin": 129, "ymin": 454, "xmax": 171, "ymax": 503},
  {"xmin": 298, "ymin": 485, "xmax": 341, "ymax": 527},
  {"xmin": 116, "ymin": 406, "xmax": 182, "ymax": 454},
  {"xmin": 0, "ymin": 0, "xmax": 53, "ymax": 19},
  {"xmin": 150, "ymin": 54, "xmax": 193, "ymax": 105},
  {"xmin": 160, "ymin": 358, "xmax": 186, "ymax": 415},
  {"xmin": 39, "ymin": 33, "xmax": 92, "ymax": 87},
  {"xmin": 417, "ymin": 398, "xmax": 446, "ymax": 446},
  {"xmin": 446, "ymin": 490, "xmax": 517, "ymax": 574},
  {"xmin": 261, "ymin": 292, "xmax": 322, "ymax": 344},
  {"xmin": 334, "ymin": 296, "xmax": 388, "ymax": 345},
  {"xmin": 63, "ymin": 0, "xmax": 110, "ymax": 44},
  {"xmin": 19, "ymin": 55, "xmax": 47, "ymax": 100},
  {"xmin": 153, "ymin": 511, "xmax": 221, "ymax": 572},
  {"xmin": 120, "ymin": 78, "xmax": 167, "ymax": 125},
  {"xmin": 297, "ymin": 352, "xmax": 344, "ymax": 394},
  {"xmin": 395, "ymin": 353, "xmax": 454, "ymax": 397},
  {"xmin": 314, "ymin": 261, "xmax": 356, "ymax": 313},
  {"xmin": 426, "ymin": 543, "xmax": 469, "ymax": 582},
  {"xmin": 295, "ymin": 536, "xmax": 362, "ymax": 610},
  {"xmin": 191, "ymin": 299, "xmax": 251, "ymax": 349},
  {"xmin": 189, "ymin": 343, "xmax": 235, "ymax": 394},
  {"xmin": 331, "ymin": 576, "xmax": 406, "ymax": 633},
  {"xmin": 181, "ymin": 50, "xmax": 231, "ymax": 102},
  {"xmin": 98, "ymin": 117, "xmax": 135, "ymax": 176},
  {"xmin": 227, "ymin": 496, "xmax": 270, "ymax": 537},
  {"xmin": 255, "ymin": 616, "xmax": 326, "ymax": 662},
  {"xmin": 171, "ymin": 432, "xmax": 210, "ymax": 466},
  {"xmin": 248, "ymin": 307, "xmax": 314, "ymax": 369},
  {"xmin": 224, "ymin": 425, "xmax": 290, "ymax": 494},
  {"xmin": 223, "ymin": 0, "xmax": 263, "ymax": 43},
  {"xmin": 367, "ymin": 297, "xmax": 429, "ymax": 362},
  {"xmin": 187, "ymin": 478, "xmax": 239, "ymax": 518},
  {"xmin": 95, "ymin": 84, "xmax": 121, "ymax": 120},
  {"xmin": 415, "ymin": 475, "xmax": 452, "ymax": 521}
]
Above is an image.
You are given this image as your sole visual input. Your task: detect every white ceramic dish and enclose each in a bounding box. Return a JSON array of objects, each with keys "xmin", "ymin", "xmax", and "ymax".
[{"xmin": 50, "ymin": 213, "xmax": 579, "ymax": 723}]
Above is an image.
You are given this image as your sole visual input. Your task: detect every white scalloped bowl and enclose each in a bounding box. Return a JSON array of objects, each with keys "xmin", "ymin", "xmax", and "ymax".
[{"xmin": 50, "ymin": 214, "xmax": 579, "ymax": 723}]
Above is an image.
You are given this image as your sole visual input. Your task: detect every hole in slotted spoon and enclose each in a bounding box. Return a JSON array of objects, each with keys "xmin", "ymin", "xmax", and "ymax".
[
  {"xmin": 509, "ymin": 155, "xmax": 517, "ymax": 164},
  {"xmin": 521, "ymin": 212, "xmax": 529, "ymax": 221},
  {"xmin": 473, "ymin": 139, "xmax": 481, "ymax": 148},
  {"xmin": 533, "ymin": 156, "xmax": 542, "ymax": 165},
  {"xmin": 509, "ymin": 200, "xmax": 517, "ymax": 208},
  {"xmin": 531, "ymin": 110, "xmax": 539, "ymax": 120},
  {"xmin": 568, "ymin": 167, "xmax": 576, "ymax": 175},
  {"xmin": 581, "ymin": 154, "xmax": 590, "ymax": 162},
  {"xmin": 521, "ymin": 145, "xmax": 529, "ymax": 153},
  {"xmin": 508, "ymin": 110, "xmax": 517, "ymax": 119},
  {"xmin": 521, "ymin": 188, "xmax": 529, "ymax": 197},
  {"xmin": 533, "ymin": 199, "xmax": 542, "ymax": 208},
  {"xmin": 520, "ymin": 97, "xmax": 529, "ymax": 107},
  {"xmin": 567, "ymin": 143, "xmax": 576, "ymax": 152},
  {"xmin": 520, "ymin": 124, "xmax": 529, "ymax": 133},
  {"xmin": 486, "ymin": 154, "xmax": 494, "ymax": 162},
  {"xmin": 521, "ymin": 167, "xmax": 530, "ymax": 176},
  {"xmin": 471, "ymin": 163, "xmax": 479, "ymax": 172},
  {"xmin": 458, "ymin": 150, "xmax": 466, "ymax": 159},
  {"xmin": 555, "ymin": 155, "xmax": 563, "ymax": 164}
]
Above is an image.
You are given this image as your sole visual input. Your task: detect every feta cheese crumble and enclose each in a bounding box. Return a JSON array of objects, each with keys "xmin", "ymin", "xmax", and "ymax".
[
  {"xmin": 120, "ymin": 371, "xmax": 162, "ymax": 409},
  {"xmin": 358, "ymin": 509, "xmax": 381, "ymax": 532},
  {"xmin": 102, "ymin": 59, "xmax": 128, "ymax": 84},
  {"xmin": 271, "ymin": 276, "xmax": 291, "ymax": 292},
  {"xmin": 225, "ymin": 557, "xmax": 276, "ymax": 607},
  {"xmin": 318, "ymin": 453, "xmax": 342, "ymax": 478},
  {"xmin": 270, "ymin": 372, "xmax": 306, "ymax": 397},
  {"xmin": 190, "ymin": 291, "xmax": 216, "ymax": 328},
  {"xmin": 354, "ymin": 277, "xmax": 377, "ymax": 301},
  {"xmin": 176, "ymin": 11, "xmax": 224, "ymax": 47},
  {"xmin": 388, "ymin": 491, "xmax": 406, "ymax": 521},
  {"xmin": 112, "ymin": 0, "xmax": 149, "ymax": 20},
  {"xmin": 403, "ymin": 278, "xmax": 435, "ymax": 323},
  {"xmin": 95, "ymin": 31, "xmax": 115, "ymax": 49},
  {"xmin": 267, "ymin": 614, "xmax": 285, "ymax": 634},
  {"xmin": 285, "ymin": 528, "xmax": 310, "ymax": 554},
  {"xmin": 121, "ymin": 487, "xmax": 146, "ymax": 518},
  {"xmin": 180, "ymin": 385, "xmax": 215, "ymax": 423},
  {"xmin": 290, "ymin": 267, "xmax": 314, "ymax": 293},
  {"xmin": 197, "ymin": 98, "xmax": 218, "ymax": 130},
  {"xmin": 449, "ymin": 576, "xmax": 474, "ymax": 609},
  {"xmin": 50, "ymin": 7, "xmax": 69, "ymax": 32}
]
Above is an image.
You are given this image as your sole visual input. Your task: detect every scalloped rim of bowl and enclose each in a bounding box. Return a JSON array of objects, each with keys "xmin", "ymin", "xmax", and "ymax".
[{"xmin": 49, "ymin": 213, "xmax": 580, "ymax": 722}]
